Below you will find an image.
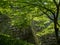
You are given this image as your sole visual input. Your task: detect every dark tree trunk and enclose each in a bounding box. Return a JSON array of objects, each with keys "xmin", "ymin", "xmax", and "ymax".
[{"xmin": 54, "ymin": 19, "xmax": 59, "ymax": 45}]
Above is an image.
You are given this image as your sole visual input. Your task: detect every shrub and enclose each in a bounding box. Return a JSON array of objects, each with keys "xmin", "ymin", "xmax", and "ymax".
[{"xmin": 0, "ymin": 34, "xmax": 34, "ymax": 45}]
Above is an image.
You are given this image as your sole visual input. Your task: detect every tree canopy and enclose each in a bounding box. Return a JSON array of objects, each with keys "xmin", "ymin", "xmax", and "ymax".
[{"xmin": 0, "ymin": 0, "xmax": 60, "ymax": 45}]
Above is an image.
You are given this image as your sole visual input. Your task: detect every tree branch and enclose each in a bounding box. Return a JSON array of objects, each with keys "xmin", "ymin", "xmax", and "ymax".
[
  {"xmin": 53, "ymin": 0, "xmax": 57, "ymax": 6},
  {"xmin": 57, "ymin": 23, "xmax": 60, "ymax": 27},
  {"xmin": 56, "ymin": 5, "xmax": 59, "ymax": 19},
  {"xmin": 40, "ymin": 9, "xmax": 54, "ymax": 21}
]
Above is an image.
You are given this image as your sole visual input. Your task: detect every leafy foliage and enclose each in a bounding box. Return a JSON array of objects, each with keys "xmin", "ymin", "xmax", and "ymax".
[
  {"xmin": 0, "ymin": 34, "xmax": 34, "ymax": 45},
  {"xmin": 0, "ymin": 0, "xmax": 60, "ymax": 45}
]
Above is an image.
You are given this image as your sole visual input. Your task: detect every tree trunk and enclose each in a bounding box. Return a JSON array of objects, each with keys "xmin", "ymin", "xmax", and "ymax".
[
  {"xmin": 54, "ymin": 19, "xmax": 59, "ymax": 45},
  {"xmin": 31, "ymin": 27, "xmax": 40, "ymax": 45}
]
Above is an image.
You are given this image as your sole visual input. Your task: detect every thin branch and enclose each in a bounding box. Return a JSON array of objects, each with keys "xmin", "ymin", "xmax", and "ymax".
[
  {"xmin": 40, "ymin": 9, "xmax": 54, "ymax": 21},
  {"xmin": 57, "ymin": 23, "xmax": 60, "ymax": 27},
  {"xmin": 41, "ymin": 6, "xmax": 55, "ymax": 15},
  {"xmin": 56, "ymin": 5, "xmax": 59, "ymax": 19},
  {"xmin": 39, "ymin": 2, "xmax": 55, "ymax": 15},
  {"xmin": 53, "ymin": 0, "xmax": 57, "ymax": 6}
]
